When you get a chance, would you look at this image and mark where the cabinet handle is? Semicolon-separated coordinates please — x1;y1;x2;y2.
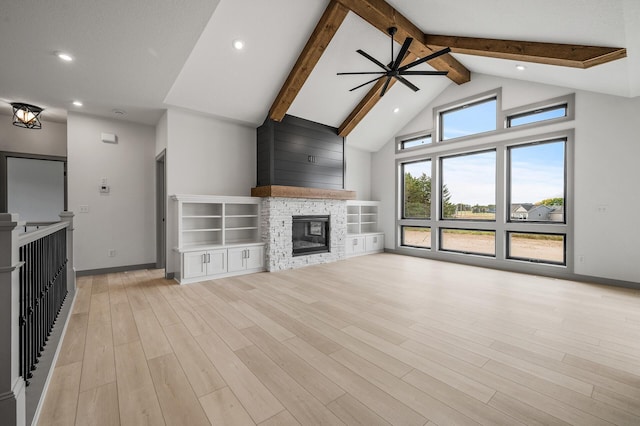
246;249;250;259
207;253;211;263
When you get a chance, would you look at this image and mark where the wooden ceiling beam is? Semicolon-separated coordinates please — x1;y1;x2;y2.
268;1;348;122
335;0;470;85
339;53;417;137
425;34;627;69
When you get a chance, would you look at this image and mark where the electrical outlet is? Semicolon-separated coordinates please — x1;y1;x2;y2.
108;249;116;257
578;255;585;263
79;205;89;213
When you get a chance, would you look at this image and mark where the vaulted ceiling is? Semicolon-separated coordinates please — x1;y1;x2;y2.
1;0;638;152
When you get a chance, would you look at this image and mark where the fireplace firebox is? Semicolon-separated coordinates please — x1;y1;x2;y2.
292;215;330;256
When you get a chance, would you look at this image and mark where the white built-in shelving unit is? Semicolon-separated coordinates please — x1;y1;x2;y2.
173;195;264;284
346;200;385;257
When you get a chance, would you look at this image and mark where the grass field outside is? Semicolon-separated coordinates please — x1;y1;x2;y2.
402;227;564;263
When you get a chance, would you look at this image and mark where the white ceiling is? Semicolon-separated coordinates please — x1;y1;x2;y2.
0;0;220;124
1;0;638;152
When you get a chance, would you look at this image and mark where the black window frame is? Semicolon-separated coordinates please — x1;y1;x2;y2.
439;149;497;221
400;134;432;151
439;228;496;257
506;231;566;266
439;97;498;142
400;226;432;249
507;139;567;224
401;158;432;220
507;104;568;128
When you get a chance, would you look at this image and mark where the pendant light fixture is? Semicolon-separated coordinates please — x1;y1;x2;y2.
11;102;43;129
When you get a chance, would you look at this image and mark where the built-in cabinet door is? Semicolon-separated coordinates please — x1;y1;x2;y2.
245;246;264;270
346;236;365;256
183;251;207;279
227;247;247;273
365;234;384;252
206;249;227;275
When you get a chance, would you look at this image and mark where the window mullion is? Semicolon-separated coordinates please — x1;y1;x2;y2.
495;146;506;260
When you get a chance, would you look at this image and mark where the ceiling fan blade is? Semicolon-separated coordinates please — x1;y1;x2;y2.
349;76;384;92
391;38;413;70
379;76;392;97
357;49;389;71
398;47;452;71
337;71;387;75
399;70;449;76
396;76;420;92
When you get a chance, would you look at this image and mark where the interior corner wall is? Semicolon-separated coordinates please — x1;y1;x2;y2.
345;145;372;200
155;111;168;156
165;109;256;275
67;113;156;272
0;113;67;156
372;73;640;284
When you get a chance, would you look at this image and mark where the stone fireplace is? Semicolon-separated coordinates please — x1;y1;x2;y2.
260;197;347;271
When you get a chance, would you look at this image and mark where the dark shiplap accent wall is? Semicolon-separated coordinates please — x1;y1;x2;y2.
257;115;344;190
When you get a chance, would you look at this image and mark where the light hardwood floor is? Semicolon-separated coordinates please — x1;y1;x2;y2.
37;253;640;425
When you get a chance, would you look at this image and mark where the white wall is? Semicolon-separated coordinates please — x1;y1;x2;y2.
0;113;66;156
574;91;640;282
67;113;156;271
155;111;168;156
372;73;640;283
345;145;371;200
165;109;256;274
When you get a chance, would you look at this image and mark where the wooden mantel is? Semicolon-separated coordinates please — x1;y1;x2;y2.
251;185;356;200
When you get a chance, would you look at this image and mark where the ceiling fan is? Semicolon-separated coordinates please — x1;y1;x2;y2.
338;27;452;97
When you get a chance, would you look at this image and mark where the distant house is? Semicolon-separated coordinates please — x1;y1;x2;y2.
511;203;563;221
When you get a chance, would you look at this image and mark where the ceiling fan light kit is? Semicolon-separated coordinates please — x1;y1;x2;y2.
338;26;450;97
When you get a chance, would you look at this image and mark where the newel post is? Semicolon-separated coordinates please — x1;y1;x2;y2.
59;211;76;293
0;213;26;426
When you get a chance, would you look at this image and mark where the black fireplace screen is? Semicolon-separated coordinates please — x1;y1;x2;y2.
292;215;330;256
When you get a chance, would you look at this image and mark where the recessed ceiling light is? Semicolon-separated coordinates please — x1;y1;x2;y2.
393;107;400;113
57;52;73;62
232;39;245;50
516;64;526;71
72;100;83;107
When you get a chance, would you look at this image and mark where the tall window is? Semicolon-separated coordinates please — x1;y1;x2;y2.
441;151;496;220
509;140;565;223
402;159;431;219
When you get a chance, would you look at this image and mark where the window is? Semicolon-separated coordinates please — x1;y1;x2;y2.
402;159;431;219
396;90;573;274
507;104;567;128
509;140;565;223
440;97;497;141
507;232;565;265
441;229;495;256
401;226;431;249
441;150;496;220
400;134;432;150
